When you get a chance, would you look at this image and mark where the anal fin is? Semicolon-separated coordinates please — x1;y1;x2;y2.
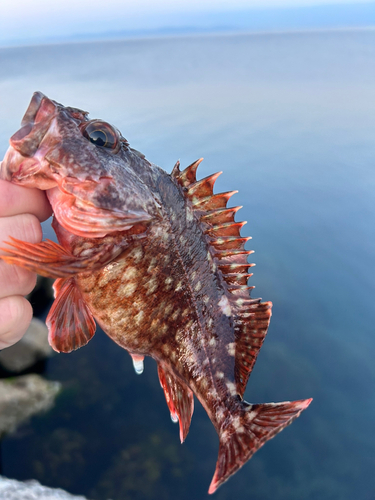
157;363;194;443
47;277;96;353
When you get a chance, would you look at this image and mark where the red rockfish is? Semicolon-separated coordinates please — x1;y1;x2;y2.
0;92;311;493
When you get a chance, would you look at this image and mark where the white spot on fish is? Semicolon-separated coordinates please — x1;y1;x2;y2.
164;303;173;318
165;277;173;290
80;249;93;257
216;371;224;379
134;310;144;325
144;276;158;295
232;416;242;430
130;247;144;263
218;295;232;317
246;409;257;421
122;267;138;281
147;258;157;273
226;381;237;396
175;281;183;292
182;308;190;318
171;308;180;321
216;407;225;423
221;430;230;443
226;342;236;356
209;337;217;347
160;323;169;334
194;281;202;292
200;378;208;389
117;282;137;298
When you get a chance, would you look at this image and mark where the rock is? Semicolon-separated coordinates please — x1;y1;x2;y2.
0;476;89;500
0;374;60;437
0;318;53;373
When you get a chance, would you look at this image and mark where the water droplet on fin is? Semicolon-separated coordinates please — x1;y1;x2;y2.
171;412;178;423
131;354;144;375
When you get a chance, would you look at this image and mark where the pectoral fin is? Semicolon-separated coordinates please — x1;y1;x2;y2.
0;237;117;278
47;277;96;352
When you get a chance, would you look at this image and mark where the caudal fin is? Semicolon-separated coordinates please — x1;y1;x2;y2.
208;398;312;494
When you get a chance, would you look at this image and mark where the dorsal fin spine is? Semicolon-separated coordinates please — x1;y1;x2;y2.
210;236;252;251
176;158;203;186
187;171;222;199
171;160;181;178
207;221;247;238
193;191;238;209
200;206;242;224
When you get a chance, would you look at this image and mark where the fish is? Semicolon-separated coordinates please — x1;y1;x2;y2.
0;92;312;493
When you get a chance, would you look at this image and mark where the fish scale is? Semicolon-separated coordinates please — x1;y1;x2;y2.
0;91;312;494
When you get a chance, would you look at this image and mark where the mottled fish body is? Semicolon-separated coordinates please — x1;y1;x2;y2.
0;92;311;493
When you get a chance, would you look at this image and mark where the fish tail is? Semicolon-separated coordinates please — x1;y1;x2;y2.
208;398;312;494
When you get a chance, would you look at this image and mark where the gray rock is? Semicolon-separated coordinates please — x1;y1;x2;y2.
0;374;60;437
0;476;89;499
0;318;53;372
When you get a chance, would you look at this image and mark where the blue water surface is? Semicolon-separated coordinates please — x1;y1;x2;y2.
0;30;374;500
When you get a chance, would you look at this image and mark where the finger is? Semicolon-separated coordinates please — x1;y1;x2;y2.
0;296;33;349
0;180;52;222
0;213;43;253
0;214;42;300
0;260;37;299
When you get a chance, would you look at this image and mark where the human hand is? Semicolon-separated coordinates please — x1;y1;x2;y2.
0;180;52;349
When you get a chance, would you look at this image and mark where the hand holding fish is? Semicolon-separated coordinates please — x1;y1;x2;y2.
0;179;52;348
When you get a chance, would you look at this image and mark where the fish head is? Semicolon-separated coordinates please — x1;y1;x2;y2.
0;92;159;237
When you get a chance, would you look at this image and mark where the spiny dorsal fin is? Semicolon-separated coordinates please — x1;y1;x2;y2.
171;158;203;186
172;159;272;396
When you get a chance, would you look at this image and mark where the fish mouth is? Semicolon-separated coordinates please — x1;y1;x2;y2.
20;91;46;128
0;92;58;188
10;92;56;157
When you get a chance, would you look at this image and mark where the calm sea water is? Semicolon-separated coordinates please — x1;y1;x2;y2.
0;30;374;500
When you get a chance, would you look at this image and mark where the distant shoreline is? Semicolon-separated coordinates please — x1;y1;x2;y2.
1;25;374;51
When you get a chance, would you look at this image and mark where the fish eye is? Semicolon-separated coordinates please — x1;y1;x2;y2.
82;120;118;149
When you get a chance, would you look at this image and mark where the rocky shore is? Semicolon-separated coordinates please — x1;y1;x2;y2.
0;476;90;500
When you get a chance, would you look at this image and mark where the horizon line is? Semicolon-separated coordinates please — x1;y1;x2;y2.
1;24;374;51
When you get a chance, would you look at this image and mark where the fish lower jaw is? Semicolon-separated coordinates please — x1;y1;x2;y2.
0;146;56;189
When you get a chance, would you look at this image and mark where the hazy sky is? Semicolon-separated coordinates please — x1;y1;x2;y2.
3;0;373;15
1;0;374;46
